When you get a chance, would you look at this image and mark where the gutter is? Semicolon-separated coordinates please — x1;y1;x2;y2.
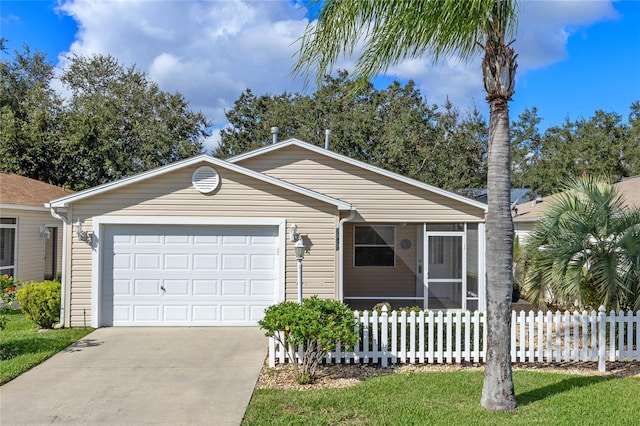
337;207;357;301
48;205;68;328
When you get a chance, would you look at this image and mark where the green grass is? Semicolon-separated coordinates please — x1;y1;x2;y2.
0;309;94;385
243;369;640;425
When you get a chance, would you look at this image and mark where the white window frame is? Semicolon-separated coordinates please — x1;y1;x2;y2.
0;218;18;278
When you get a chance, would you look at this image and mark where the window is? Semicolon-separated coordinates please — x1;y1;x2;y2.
354;225;395;267
0;218;17;277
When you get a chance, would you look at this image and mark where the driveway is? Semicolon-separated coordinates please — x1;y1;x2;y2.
0;327;267;425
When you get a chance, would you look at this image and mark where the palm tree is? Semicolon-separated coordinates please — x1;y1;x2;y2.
295;0;518;411
523;176;640;312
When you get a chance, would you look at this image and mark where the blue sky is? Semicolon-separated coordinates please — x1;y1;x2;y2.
2;0;639;149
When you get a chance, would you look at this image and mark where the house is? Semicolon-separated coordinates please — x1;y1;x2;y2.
513;175;640;244
0;173;73;283
48;139;488;328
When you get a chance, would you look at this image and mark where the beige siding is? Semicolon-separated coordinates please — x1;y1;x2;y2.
514;222;535;245
237;146;485;222
66;163;338;327
1;208;63;283
343;223;418;299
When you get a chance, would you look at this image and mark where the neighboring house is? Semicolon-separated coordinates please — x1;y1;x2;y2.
0;173;73;283
513;175;640;244
48;139;488;328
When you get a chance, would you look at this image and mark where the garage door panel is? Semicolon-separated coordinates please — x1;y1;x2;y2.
103;224;279;326
165;235;190;244
251;254;276;270
193;280;218;295
192;305;217;321
193;254;219;270
133;305;161;321
164;279;189;295
164;254;190;270
164;305;190;321
113;279;131;296
136;235;161;244
134;254;161;269
251;280;277;296
221;279;247;296
221;254;248;271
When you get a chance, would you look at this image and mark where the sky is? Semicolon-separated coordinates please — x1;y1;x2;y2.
2;0;639;152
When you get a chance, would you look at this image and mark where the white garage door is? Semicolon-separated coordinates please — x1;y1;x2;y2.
102;224;279;326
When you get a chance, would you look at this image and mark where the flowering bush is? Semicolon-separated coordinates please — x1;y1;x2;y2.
0;274;18;307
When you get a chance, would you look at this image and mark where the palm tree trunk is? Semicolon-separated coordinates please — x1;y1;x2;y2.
480;27;518;412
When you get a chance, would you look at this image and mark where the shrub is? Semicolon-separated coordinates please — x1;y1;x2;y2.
16;280;61;329
0;274;19;307
259;296;358;384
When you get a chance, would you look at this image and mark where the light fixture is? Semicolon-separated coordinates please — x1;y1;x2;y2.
39;225;51;240
294;238;306;304
290;222;299;242
294;238;305;260
74;220;89;242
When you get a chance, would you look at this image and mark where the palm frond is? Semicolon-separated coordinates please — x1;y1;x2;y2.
294;0;517;87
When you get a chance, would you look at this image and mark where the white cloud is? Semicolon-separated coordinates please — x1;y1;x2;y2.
54;0;619;149
57;0;309;130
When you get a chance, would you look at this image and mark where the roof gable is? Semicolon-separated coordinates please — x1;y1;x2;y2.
229;139;487;212
0;173;74;208
48;154;352;211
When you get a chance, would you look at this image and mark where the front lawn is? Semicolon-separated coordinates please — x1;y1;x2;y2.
0;310;94;385
244;369;640;425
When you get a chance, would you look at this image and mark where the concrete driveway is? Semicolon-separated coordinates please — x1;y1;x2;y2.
0;327;268;425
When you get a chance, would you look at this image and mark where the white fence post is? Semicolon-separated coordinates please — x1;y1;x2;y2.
598;305;607;372
381;306;388;367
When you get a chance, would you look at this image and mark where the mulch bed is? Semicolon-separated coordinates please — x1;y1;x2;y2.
256;360;640;391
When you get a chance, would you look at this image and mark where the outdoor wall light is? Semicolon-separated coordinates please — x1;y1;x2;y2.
74;220;90;243
290;222;300;242
39;225;51;240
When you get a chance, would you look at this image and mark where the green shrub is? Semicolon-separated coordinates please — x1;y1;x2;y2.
259;296;358;384
15;280;61;329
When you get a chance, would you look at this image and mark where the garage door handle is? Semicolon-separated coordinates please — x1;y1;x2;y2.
160;285;166;294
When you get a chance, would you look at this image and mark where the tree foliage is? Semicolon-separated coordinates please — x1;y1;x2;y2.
218;71;487;191
522;176;640;312
1;47;210;190
511;106;640;196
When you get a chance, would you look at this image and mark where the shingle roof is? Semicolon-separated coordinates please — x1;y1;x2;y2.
513;176;640;222
0;173;74;207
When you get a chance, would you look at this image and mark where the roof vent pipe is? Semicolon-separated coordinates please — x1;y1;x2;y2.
325;129;331;150
271;127;279;144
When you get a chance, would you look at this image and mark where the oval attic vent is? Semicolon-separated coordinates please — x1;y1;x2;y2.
192;166;220;194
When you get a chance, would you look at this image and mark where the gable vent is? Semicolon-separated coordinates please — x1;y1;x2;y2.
192;166;220;194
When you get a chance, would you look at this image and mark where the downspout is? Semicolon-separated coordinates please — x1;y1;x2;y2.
337;207;356;301
49;206;68;328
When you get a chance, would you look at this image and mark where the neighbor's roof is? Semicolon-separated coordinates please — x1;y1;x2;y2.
228;138;488;212
48;154;353;211
513;175;640;222
0;172;74;209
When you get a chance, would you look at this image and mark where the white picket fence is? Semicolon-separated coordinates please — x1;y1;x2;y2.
268;306;640;372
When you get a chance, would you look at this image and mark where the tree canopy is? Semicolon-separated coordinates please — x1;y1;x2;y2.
217;71;488;191
1;47;210;190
